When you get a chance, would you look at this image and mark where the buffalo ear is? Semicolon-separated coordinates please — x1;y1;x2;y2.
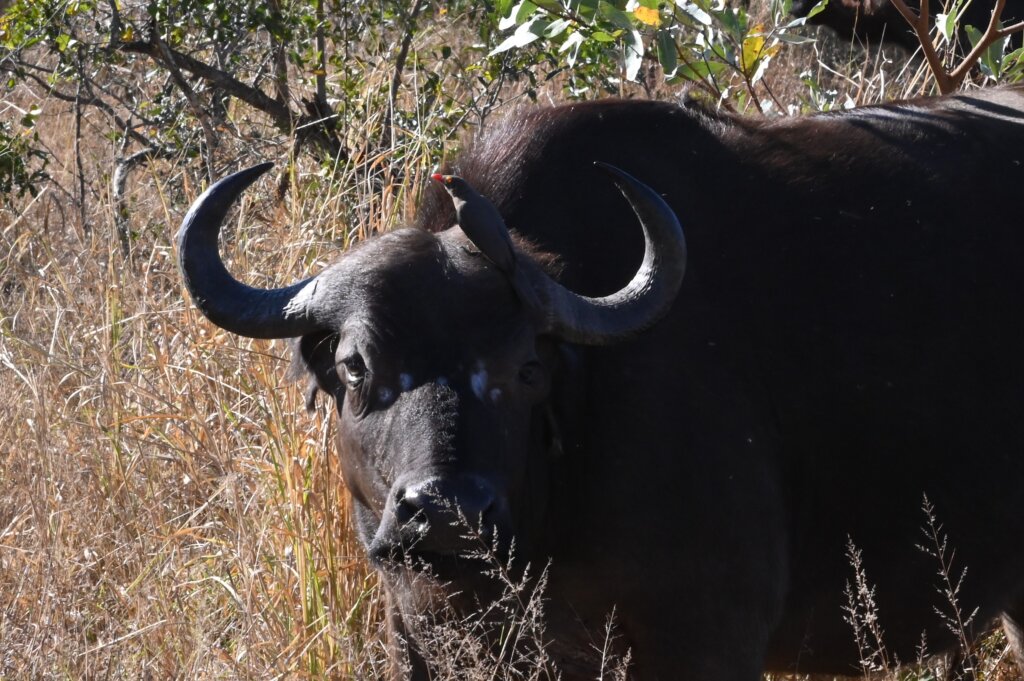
545;342;585;457
288;331;343;412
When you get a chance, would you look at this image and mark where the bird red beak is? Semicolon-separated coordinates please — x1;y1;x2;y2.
431;173;444;182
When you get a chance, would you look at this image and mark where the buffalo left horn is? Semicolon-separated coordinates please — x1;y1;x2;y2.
177;163;327;339
532;162;687;344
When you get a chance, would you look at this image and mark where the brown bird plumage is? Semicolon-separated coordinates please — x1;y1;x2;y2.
432;173;547;318
433;173;518;275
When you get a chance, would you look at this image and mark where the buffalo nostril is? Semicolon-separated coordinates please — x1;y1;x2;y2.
394;488;428;528
391;476;507;555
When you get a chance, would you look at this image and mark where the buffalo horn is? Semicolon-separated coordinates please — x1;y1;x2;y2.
529;162;687;345
177;163;325;339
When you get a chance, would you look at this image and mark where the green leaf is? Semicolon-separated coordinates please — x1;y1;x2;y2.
570;0;602;23
965;23;1007;77
624;27;643;81
495;0;515;16
54;33;74;52
964;24;982;45
498;1;538;31
676;59;712;80
533;0;567;12
656;28;677;75
544;18;571;38
489;16;546;55
999;46;1024;78
775;0;794;18
776;30;816;44
806;0;830;20
674;56;730;83
559;29;585;66
714;7;748;44
676;1;712;26
936;10;957;42
600;3;635;32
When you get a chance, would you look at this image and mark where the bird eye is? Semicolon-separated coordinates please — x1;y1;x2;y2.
340;355;367;387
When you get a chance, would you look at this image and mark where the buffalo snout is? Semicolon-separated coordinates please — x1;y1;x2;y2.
370;473;512;567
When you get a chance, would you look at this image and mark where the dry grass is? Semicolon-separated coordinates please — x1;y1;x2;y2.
0;92;400;676
1;9;1022;679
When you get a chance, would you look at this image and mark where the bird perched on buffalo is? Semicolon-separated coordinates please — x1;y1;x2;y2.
432;173;544;314
432;173;518;275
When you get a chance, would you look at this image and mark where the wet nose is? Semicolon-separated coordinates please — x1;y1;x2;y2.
395;475;503;550
397;476;496;527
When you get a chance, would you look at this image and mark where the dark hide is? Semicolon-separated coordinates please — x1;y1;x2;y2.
288;87;1024;679
790;0;1024;51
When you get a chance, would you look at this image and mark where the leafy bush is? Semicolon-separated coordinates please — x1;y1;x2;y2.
488;0;832;111
0;108;47;200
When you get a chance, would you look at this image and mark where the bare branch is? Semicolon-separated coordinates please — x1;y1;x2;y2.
889;0;921;27
890;0;953;92
118;39;294;132
151;33;219;178
947;0;1021;87
315;0;327;104
267;0;290;106
113;146;176;257
893;0;1024;93
10;62;153;148
386;0;428;150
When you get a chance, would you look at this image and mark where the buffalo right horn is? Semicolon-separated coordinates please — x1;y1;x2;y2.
177;163;327;339
527;162;687;345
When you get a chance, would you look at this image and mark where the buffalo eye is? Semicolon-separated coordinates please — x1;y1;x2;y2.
340;354;368;387
518;360;545;388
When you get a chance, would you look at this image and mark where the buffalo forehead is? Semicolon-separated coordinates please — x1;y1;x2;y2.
347;228;526;358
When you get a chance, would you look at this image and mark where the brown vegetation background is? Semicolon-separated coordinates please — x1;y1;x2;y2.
1;1;1022;678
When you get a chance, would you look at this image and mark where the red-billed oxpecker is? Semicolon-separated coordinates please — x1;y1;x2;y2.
432;171;548;316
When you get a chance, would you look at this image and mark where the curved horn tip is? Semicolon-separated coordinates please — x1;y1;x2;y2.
532;160;686;345
177;162;275;244
592;161;638;185
213;161;275;197
176;160;325;339
591;162;673;209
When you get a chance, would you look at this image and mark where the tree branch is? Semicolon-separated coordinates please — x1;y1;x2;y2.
267;0;291;106
892;0;1024;93
10;62;153;148
947;0;1018;85
113;146;176;257
113;26;342;161
118;39;294;132
150;33;219;178
386;0;428;150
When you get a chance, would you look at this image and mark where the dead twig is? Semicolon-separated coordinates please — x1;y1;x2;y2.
891;0;1024;93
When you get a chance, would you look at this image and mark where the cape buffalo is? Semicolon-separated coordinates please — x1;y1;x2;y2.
178;85;1024;680
790;0;1024;51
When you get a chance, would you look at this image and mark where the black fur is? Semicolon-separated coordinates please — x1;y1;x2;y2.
275;87;1024;679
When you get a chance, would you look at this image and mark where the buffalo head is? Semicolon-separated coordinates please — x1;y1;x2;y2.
177;162;685;580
